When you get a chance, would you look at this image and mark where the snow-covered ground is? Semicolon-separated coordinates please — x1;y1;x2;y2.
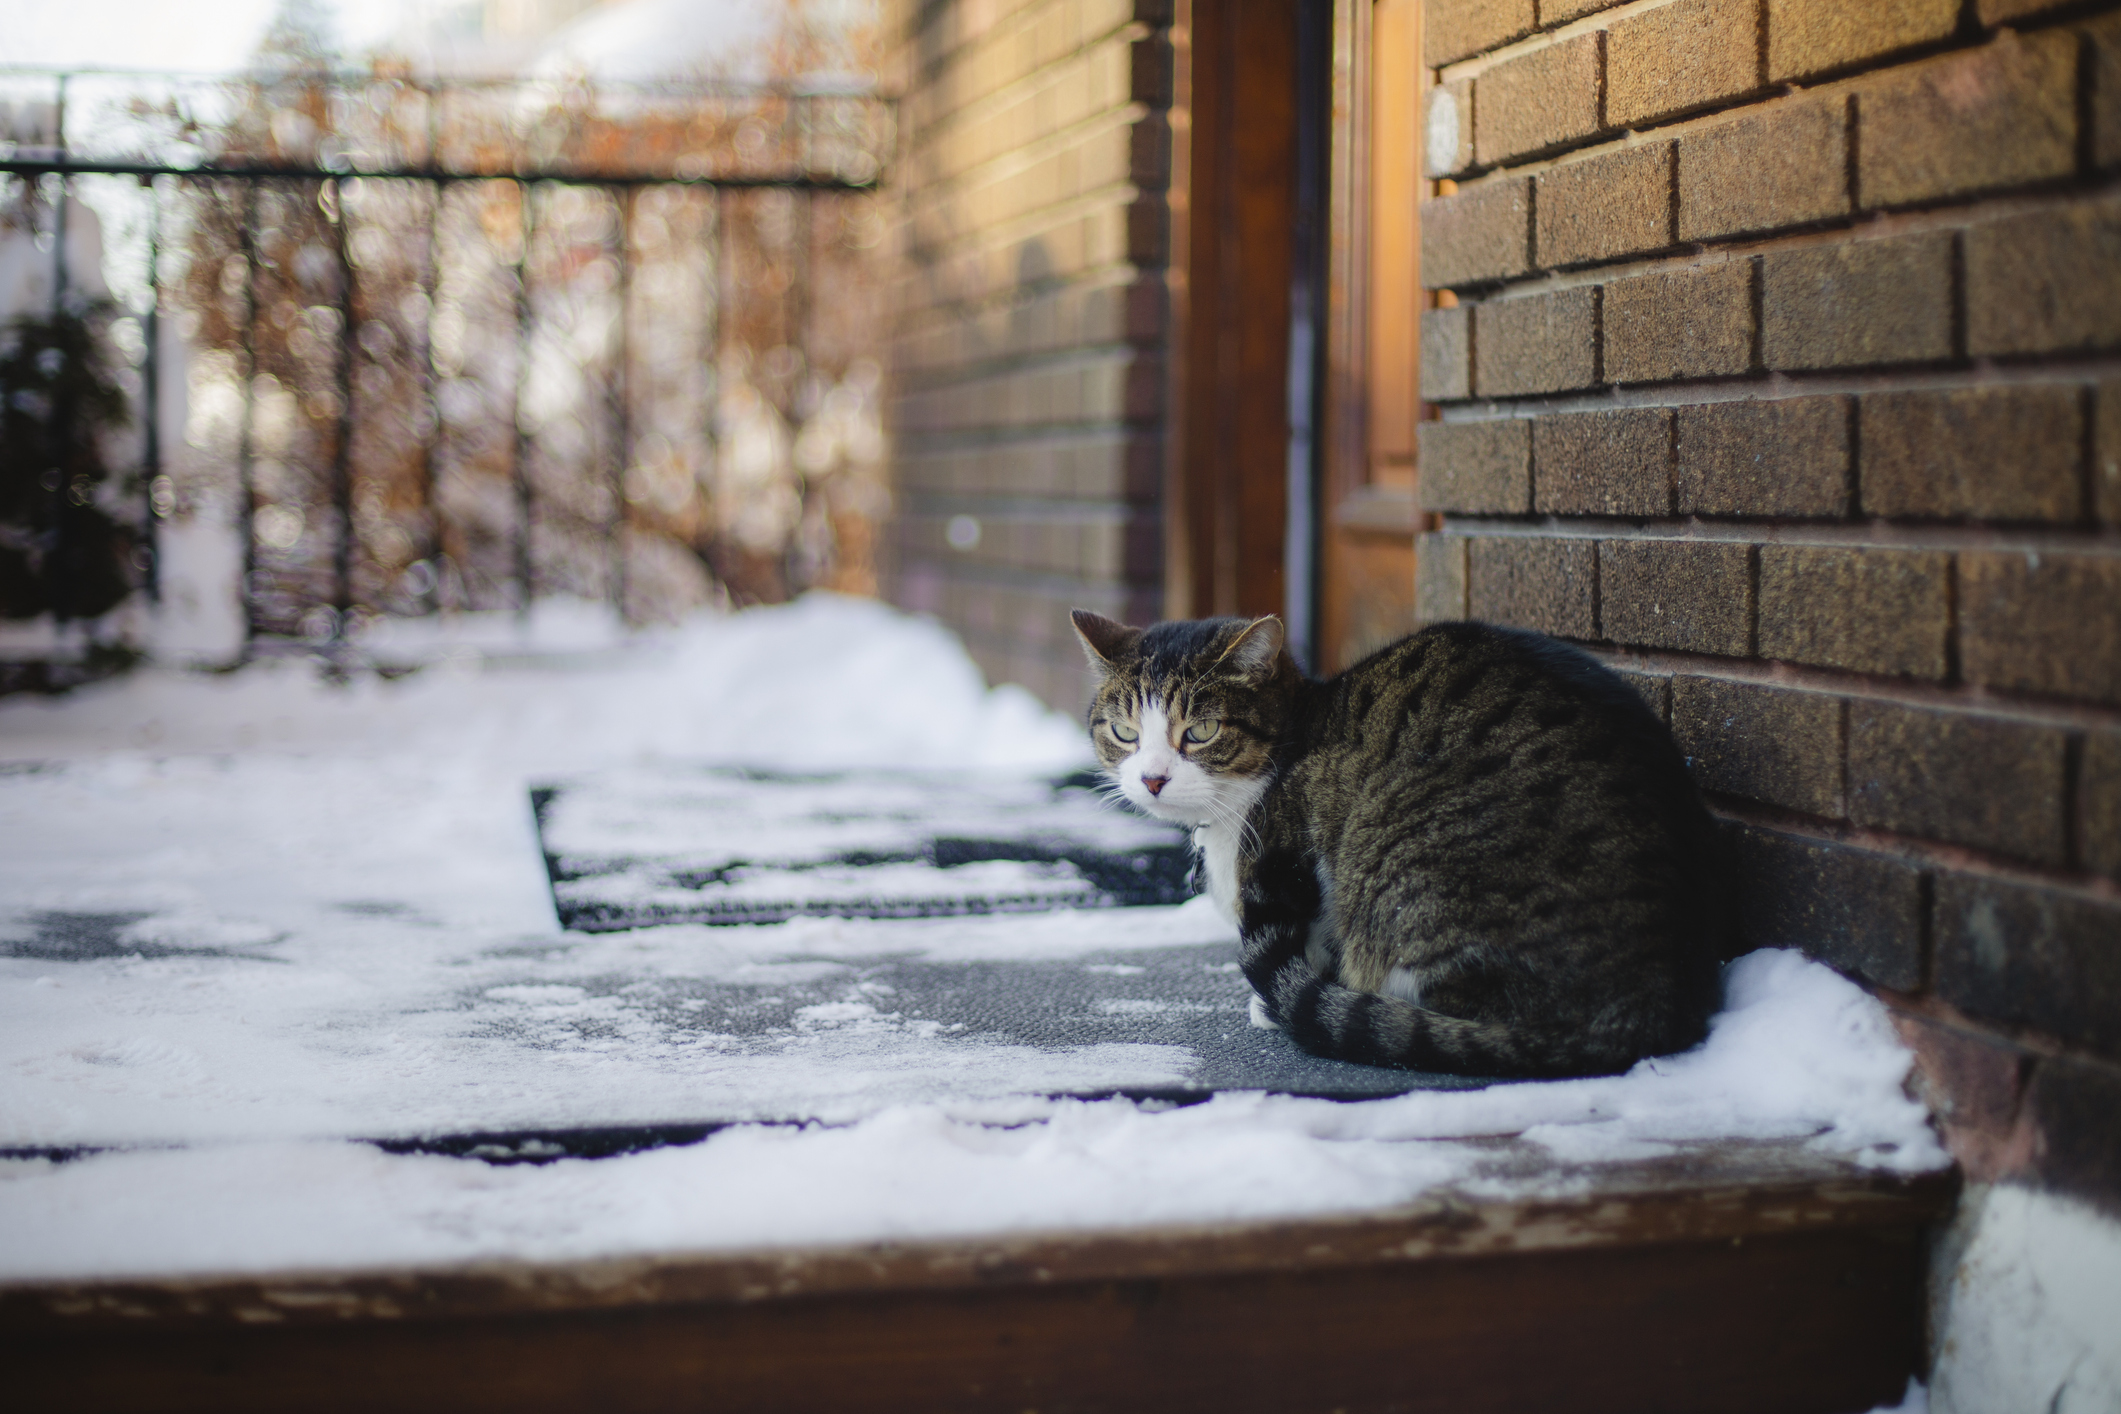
1;595;1944;1321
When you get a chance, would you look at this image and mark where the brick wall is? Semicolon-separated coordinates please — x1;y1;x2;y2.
883;0;1175;710
1414;0;2121;1217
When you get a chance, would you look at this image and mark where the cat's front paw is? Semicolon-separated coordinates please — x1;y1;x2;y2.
1247;991;1281;1031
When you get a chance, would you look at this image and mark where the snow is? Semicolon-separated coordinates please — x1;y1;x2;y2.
0;593;1946;1284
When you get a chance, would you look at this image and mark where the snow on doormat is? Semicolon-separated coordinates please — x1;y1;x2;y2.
533;766;1195;931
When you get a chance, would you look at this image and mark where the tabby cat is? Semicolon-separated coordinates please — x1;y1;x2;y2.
1070;610;1730;1079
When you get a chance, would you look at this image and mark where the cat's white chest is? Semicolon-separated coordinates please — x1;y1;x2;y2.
1194;820;1244;923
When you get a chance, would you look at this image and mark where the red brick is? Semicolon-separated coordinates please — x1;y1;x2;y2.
1726;822;1926;989
1426;79;1476;179
1959;551;2121;703
1757;546;1951;679
1474;287;1601;396
1465;535;1597;639
1855;30;2078;211
1414;533;1469;624
1603;260;1755;384
1935;872;2121;1059
1428;0;1536;66
1419;419;1533;514
1858;386;2087;523
1966;199;2121;358
2023;1054;2121;1220
1761;233;1955;371
1607;0;1762;128
1535;141;1674;269
1599;539;1753;655
1890;1010;2036;1185
1848;701;2071;865
1767;0;1960;84
1676;396;1852;518
1421;305;1472;402
2100;382;2121;525
1532;409;1672;516
1671;676;1844;815
2081;729;2121;882
1475;33;1603;167
1422;177;1533;289
1678;95;1851;242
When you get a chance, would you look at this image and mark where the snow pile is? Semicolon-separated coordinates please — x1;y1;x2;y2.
0;594;1945;1283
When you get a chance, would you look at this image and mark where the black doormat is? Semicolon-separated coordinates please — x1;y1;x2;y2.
534;767;1196;932
520;765;1493;1134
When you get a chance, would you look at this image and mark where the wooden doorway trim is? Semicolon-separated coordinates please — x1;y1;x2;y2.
1317;0;1426;673
1165;0;1332;653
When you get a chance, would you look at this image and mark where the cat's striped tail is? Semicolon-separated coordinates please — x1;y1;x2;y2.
1252;956;1555;1078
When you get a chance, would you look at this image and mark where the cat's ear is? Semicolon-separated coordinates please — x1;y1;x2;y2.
1070;609;1139;673
1215;615;1285;679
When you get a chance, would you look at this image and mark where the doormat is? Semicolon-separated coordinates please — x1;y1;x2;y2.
534;766;1196;932
518;765;1491;1151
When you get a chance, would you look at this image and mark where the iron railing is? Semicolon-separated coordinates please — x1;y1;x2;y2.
0;66;894;654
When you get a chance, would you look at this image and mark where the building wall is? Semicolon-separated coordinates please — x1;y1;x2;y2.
883;0;1175;712
1411;0;2121;1401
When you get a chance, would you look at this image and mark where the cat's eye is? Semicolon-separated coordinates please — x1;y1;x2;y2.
1109;721;1139;744
1183;719;1221;745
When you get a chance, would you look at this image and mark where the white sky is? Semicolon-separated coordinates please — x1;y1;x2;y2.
0;0;409;74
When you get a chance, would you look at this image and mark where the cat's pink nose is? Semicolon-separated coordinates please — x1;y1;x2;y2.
1142;775;1170;796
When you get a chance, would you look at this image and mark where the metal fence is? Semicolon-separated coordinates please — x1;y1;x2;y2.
0;65;894;656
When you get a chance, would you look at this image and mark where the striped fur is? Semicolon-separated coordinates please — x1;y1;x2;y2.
1072;611;1731;1080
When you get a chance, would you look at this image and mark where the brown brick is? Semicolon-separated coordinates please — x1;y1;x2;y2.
2078;729;2121;881
2023;1054;2121;1220
1767;0;1960;83
1959;551;2121;703
2100;382;2121;524
1414;533;1469;624
1761;233;1955;371
1672;676;1843;815
2090;13;2121;171
1532;409;1673;516
1677;396;1852;518
1678;95;1850;242
1758;546;1951;678
1849;702;2071;864
1423;178;1533;289
1727;822;1925;989
1613;667;1672;723
1474;287;1601;396
1419;420;1532;514
1890;1012;2036;1186
1535;142;1674;269
1475;33;1603;167
1421;305;1471;401
1428;0;1535;66
1600;539;1753;655
1936;873;2121;1058
1426;79;1476;179
1466;535;1597;639
1966;199;2121;357
1603;259;1756;384
1978;0;2084;21
1859;386;2086;523
1855;30;2077;212
1542;0;1626;22
1607;0;1761;128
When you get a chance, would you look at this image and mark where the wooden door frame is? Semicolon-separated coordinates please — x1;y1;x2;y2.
1165;0;1422;674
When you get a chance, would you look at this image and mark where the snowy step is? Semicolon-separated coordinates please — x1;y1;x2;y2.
1;1137;1950;1413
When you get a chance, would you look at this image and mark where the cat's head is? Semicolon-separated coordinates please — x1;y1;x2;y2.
1069;610;1296;827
